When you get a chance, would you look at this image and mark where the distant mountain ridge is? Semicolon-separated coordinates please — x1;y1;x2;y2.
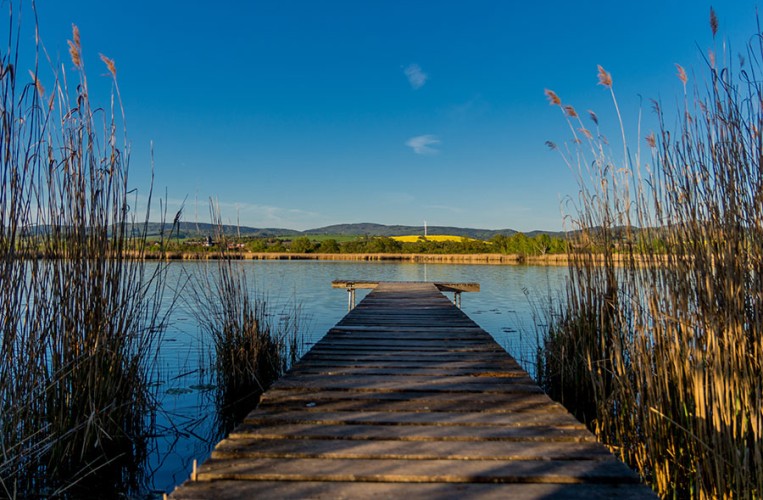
139;222;301;239
303;223;518;240
140;221;565;240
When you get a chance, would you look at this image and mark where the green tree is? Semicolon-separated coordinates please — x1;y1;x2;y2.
318;239;340;253
340;237;369;253
246;238;268;252
533;234;552;255
460;237;491;253
366;237;402;253
549;236;568;254
490;234;510;253
290;236;314;253
267;240;286;252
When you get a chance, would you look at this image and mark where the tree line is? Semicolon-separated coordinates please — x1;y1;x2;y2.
175;233;569;256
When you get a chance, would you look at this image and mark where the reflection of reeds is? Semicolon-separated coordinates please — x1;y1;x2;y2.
539;10;763;498
0;14;170;497
190;205;303;434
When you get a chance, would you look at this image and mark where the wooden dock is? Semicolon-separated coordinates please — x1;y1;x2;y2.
171;282;654;499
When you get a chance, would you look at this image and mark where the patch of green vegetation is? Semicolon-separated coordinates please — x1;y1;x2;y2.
153;232;570;256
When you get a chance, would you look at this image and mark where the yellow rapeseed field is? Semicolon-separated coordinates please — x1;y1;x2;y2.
391;235;480;243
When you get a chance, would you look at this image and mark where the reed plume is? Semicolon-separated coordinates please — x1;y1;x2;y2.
187;201;303;435
596;65;612;88
0;6;173;497
539;8;763;498
545;89;561;106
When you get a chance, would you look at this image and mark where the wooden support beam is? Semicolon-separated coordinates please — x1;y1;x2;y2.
332;280;480;293
333;280;479;310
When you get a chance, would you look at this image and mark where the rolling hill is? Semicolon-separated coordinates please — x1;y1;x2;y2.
32;221;565;240
140;222;565;240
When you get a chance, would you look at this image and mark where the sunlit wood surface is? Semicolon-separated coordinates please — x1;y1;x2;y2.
171;282;654;499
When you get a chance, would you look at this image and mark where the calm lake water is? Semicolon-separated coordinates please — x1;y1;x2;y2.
145;260;569;496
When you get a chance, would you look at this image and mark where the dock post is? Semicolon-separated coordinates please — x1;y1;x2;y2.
332;280;480;311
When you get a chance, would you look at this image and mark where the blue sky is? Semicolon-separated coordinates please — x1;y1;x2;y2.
24;1;761;231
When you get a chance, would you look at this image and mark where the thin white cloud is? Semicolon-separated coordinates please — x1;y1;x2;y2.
404;63;428;89
406;134;440;155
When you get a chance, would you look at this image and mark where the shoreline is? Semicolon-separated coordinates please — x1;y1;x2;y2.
141;251;572;265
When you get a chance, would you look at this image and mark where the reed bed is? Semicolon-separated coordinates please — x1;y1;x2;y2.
188;206;303;433
0;6;171;497
539;10;763;498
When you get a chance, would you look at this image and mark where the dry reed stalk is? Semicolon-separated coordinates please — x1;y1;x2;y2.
186;201;303;435
0;6;174;497
539;9;763;498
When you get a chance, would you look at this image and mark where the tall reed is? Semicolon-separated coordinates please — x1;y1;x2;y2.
189;203;302;432
540;9;763;498
0;5;171;497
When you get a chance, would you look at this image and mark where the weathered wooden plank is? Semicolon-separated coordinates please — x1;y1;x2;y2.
305;343;505;352
270;375;544;393
258;391;563;413
318;335;492;343
171;480;656;500
338;318;470;323
258;400;562;414
287;368;531;378
228;422;596;442
340;309;469;314
211;438;614;461
193;457;640;484
293;355;522;365
298;352;515;363
292;361;524;372
300;349;510;357
243;409;581;427
319;329;492;338
317;334;498;342
320;338;490;345
291;360;526;371
317;337;495;346
274;372;539;386
329;325;486;332
334;322;479;328
275;373;530;384
304;344;505;359
332;280;481;293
